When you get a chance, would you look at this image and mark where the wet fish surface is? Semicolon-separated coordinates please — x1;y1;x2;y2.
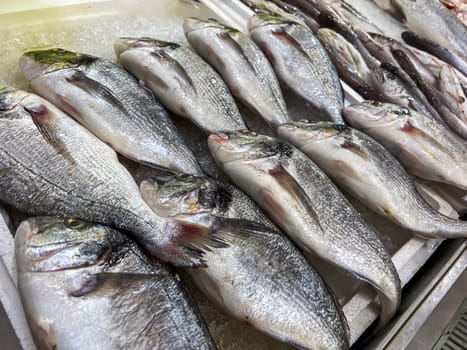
114;37;246;134
0;87;224;267
184;17;291;130
19;48;202;175
344;101;467;190
140;174;350;350
208;130;401;329
248;14;345;124
278;121;467;238
16;217;216;350
372;0;467;63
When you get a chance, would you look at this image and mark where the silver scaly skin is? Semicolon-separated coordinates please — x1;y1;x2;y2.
208;130;401;330
0;87;227;267
278;121;467;238
114;38;246;134
184;18;291;130
15;217;216;350
372;0;467;63
19;48;202;176
344;101;467;190
248;14;345;124
140;174;350;350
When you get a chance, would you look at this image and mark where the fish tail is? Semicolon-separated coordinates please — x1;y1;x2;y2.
420;214;467;239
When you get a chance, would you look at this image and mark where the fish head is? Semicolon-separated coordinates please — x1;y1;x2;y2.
0;86;29;113
114;37;179;58
344;101;411;129
278;120;349;148
248;13;292;32
183;17;233;35
19;48;96;81
209;129;292;165
317;28;369;75
141;174;232;221
15;217;118;273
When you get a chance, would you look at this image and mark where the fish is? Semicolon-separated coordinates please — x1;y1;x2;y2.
0;87;227;267
392;49;467;139
248;14;345;124
371;0;467;64
15;217;216;350
277;121;467;238
344;101;467;190
19;48;202;176
140;174;350;350
316;28;374;98
238;0;320;32
208;130;401;329
316;29;442;122
401;30;467;78
114;37;246;134
184;18;291;130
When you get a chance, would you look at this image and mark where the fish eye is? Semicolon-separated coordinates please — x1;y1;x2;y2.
64;217;87;229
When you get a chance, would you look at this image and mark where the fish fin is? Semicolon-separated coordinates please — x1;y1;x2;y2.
216;31;256;73
64;70;127;113
340;139;371;160
399;120;450;153
334;160;363;182
68;272;169;297
22;102;76;164
150;50;196;90
266;163;323;230
154;217;280;268
271;26;311;60
401;31;467;76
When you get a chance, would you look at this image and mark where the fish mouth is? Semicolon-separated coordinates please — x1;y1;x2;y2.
208;132;252;164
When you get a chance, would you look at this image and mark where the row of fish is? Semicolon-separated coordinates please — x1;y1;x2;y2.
2;2;466;349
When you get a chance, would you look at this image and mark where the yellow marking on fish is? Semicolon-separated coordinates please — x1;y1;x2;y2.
187;198;199;213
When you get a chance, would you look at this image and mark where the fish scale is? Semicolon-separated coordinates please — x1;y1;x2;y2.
19;49;202;176
184;18;290;129
0;88;228;267
141;174;349;349
248;14;344;124
16;217;216;350
208;130;401;331
344;101;467;190
279;121;467;238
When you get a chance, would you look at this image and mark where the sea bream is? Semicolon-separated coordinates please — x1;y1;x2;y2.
278;121;467;238
114;37;246;134
371;0;467;67
16;217;216;350
248;14;345;124
0;87;226;267
140;174;350;350
19;48;202;176
344;101;467;190
184;17;291;130
208;130;401;329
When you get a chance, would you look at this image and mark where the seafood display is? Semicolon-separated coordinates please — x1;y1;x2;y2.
1;0;466;349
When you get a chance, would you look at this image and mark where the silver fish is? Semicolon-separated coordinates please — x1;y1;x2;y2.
0;87;225;267
140;174;350;350
239;0;320;32
19;48;202;176
114;38;246;134
392;49;467;139
278;121;467;238
208;130;401;329
344;101;467;190
372;0;467;63
16;217;216;350
316;29;441;122
248;14;345;124
184;18;291;130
